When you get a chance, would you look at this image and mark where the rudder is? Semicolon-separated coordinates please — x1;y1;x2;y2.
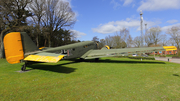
3;32;24;64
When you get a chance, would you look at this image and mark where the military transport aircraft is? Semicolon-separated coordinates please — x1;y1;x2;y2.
3;32;177;71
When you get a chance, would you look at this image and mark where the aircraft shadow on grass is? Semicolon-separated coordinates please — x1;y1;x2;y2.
23;59;165;73
23;61;78;74
78;59;166;64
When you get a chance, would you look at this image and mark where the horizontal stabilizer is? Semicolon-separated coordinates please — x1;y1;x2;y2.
163;46;177;51
24;55;64;63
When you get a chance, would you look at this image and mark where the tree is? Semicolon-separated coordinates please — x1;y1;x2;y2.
166;26;180;49
110;28;130;48
104;35;113;47
126;35;133;47
145;27;162;46
0;0;32;28
133;36;141;47
119;28;131;48
28;0;46;47
159;34;168;46
99;39;105;48
92;36;99;42
42;0;76;47
112;34;121;48
0;19;5;48
0;0;32;58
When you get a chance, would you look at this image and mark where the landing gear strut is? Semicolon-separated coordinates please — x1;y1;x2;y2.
21;62;27;71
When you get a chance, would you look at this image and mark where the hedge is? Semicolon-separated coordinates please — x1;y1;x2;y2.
117;56;155;60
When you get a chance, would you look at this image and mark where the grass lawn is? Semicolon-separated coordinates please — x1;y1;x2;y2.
0;57;180;100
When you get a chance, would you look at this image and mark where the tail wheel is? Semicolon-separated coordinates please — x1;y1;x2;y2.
21;64;26;71
21;62;27;71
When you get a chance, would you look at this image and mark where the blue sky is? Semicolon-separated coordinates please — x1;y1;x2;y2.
67;0;180;41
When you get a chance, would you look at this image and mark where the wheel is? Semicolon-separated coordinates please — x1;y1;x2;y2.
21;64;26;71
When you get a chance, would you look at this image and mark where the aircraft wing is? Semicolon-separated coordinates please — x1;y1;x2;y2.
24;52;64;63
81;46;177;59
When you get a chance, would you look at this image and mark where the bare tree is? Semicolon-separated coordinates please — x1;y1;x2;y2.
99;39;106;48
102;28;130;48
92;36;99;42
112;34;121;48
105;35;113;47
144;32;153;46
133;36;141;47
167;39;175;46
42;0;76;47
159;34;168;46
145;27;162;46
28;0;46;47
126;35;133;47
119;28;131;48
166;26;180;49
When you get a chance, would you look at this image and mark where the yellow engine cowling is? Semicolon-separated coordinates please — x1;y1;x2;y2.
101;45;110;50
3;32;24;64
105;45;110;49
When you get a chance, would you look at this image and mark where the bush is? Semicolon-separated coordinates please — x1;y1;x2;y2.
172;56;180;58
128;56;155;60
116;56;129;58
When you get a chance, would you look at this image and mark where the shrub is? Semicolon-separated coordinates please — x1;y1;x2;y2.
128;56;155;60
172;56;180;58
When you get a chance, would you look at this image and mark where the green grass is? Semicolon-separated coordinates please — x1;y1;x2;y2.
0;57;180;100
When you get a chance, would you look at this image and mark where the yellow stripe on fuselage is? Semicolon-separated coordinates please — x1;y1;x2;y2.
24;55;64;63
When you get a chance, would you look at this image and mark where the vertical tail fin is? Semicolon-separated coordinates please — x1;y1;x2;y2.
20;32;39;53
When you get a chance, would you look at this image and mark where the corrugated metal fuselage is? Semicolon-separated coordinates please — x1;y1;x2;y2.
41;41;98;59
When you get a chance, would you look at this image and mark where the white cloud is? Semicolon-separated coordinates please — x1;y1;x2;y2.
92;18;158;34
111;0;134;9
137;0;180;11
123;0;133;6
111;0;121;9
166;20;178;24
132;4;135;8
70;30;86;38
162;23;180;32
